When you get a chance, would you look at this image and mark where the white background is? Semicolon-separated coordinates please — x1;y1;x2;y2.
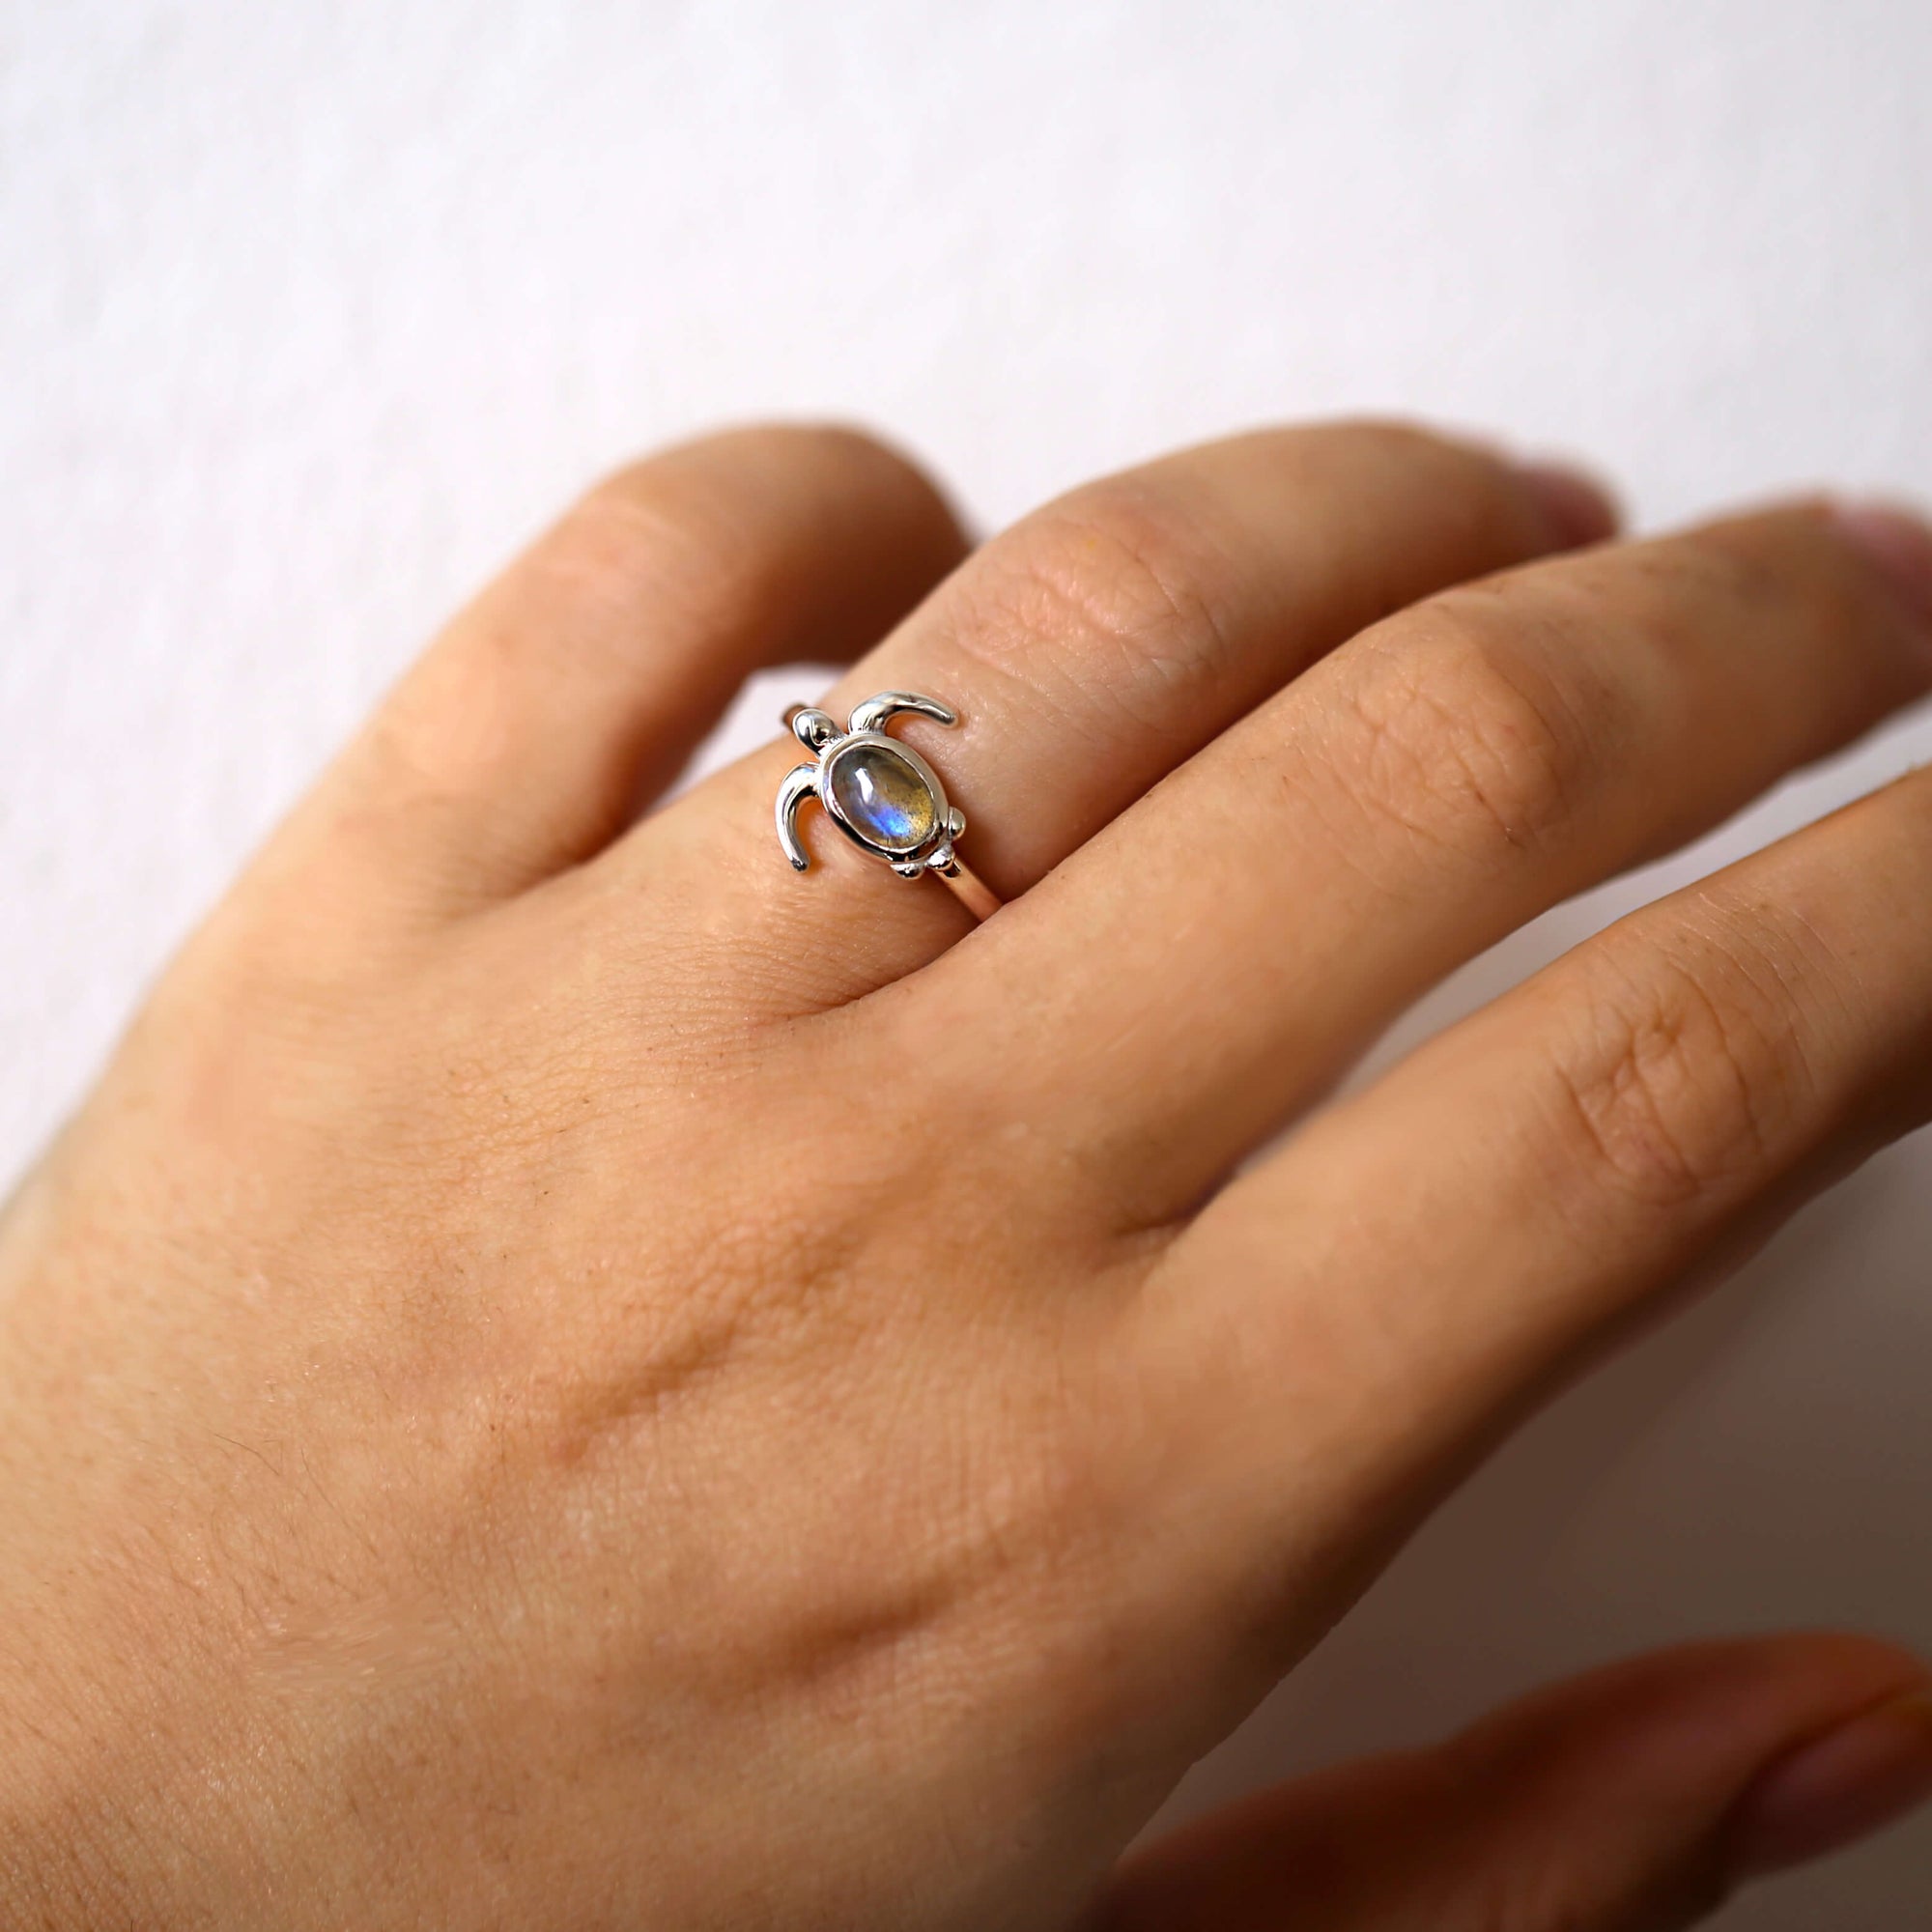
5;2;1930;1920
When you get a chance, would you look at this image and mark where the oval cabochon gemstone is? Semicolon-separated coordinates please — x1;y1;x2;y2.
825;741;937;852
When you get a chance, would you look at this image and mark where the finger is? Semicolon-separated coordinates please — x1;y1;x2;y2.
1094;1637;1932;1931
1158;760;1932;1617
646;422;1615;1004
267;424;967;920
948;501;1932;1222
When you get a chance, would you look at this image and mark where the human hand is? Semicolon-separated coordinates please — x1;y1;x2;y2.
2;422;1930;1929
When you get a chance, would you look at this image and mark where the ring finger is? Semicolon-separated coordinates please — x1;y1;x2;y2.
637;422;1615;1005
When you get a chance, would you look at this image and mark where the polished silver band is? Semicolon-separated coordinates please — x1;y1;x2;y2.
774;692;1001;923
923;850;1000;922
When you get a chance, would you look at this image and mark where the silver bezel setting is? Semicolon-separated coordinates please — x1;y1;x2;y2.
775;692;970;881
818;732;952;863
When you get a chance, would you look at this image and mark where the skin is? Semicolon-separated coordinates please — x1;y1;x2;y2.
1;420;1931;1930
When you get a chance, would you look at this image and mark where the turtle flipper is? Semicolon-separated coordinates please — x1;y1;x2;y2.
848;692;958;735
776;763;821;871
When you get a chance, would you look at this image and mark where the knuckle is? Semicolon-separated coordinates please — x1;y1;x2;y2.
952;482;1237;720
1329;600;1597;860
673;420;945;511
1458;1858;1588;1932
537;479;746;661
1434;1723;1734;1932
562;426;893;614
1635;512;1820;621
556;424;956;648
594;419;912;506
704;418;908;472
1545;905;1825;1207
1458;1855;1726;1932
559;462;750;619
1303;413;1471;472
1561;521;1785;658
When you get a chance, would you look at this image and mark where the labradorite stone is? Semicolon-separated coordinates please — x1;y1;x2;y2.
826;742;937;852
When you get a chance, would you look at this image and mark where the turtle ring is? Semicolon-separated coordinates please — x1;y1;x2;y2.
774;692;1001;922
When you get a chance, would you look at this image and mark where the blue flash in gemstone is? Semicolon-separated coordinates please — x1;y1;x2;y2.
825;742;937;853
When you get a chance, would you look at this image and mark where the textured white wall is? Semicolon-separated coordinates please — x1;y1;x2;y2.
5;1;1930;1918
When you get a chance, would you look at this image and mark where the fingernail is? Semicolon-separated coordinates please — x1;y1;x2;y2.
1834;500;1932;631
1728;1690;1932;1879
1517;459;1622;548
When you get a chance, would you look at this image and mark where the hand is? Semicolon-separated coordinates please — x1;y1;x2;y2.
3;422;1930;1931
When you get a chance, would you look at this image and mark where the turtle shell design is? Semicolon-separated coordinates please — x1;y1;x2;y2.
775;692;966;878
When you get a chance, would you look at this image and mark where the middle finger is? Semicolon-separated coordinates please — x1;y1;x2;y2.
932;503;1932;1220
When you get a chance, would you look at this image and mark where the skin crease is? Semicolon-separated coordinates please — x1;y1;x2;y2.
2;422;1932;1931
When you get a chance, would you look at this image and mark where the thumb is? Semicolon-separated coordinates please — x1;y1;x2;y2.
1095;1635;1932;1931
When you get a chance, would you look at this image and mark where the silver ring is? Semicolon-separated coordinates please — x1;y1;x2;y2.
775;692;1001;922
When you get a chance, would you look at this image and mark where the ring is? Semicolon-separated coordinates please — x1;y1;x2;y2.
775;692;1001;922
